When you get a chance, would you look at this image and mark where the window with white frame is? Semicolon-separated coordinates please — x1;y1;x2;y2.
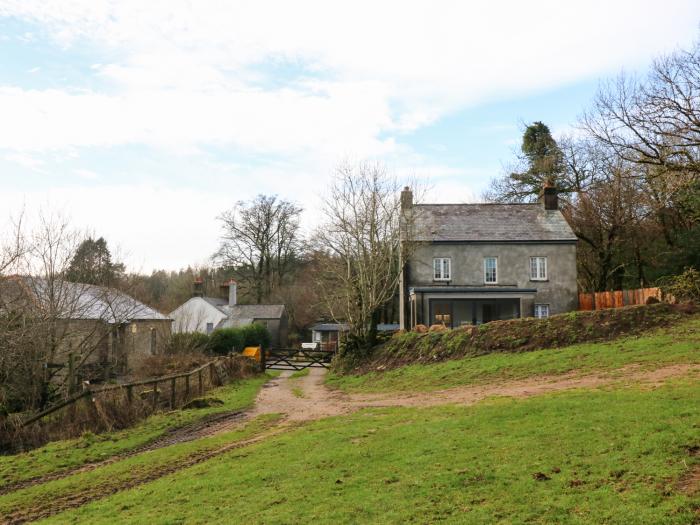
433;257;451;281
534;304;550;318
484;257;497;283
530;256;547;280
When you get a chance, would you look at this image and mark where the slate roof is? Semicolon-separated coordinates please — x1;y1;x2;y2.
229;304;286;320
201;297;229;311
410;203;577;242
13;277;170;323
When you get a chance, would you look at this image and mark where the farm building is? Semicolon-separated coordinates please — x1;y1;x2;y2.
169;280;288;348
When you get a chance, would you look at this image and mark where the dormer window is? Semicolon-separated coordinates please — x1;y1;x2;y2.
433;257;451;281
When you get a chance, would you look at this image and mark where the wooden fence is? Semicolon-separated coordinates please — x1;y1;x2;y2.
578;287;663;311
18;354;250;429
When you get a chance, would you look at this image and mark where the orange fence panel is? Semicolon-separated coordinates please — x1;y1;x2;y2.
578;287;663;311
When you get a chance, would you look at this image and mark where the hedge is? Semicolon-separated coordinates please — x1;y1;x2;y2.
207;324;271;355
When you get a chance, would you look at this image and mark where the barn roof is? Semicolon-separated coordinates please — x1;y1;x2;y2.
10;277;170;323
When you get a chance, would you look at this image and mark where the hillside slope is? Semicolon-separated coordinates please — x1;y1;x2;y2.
328;313;700;394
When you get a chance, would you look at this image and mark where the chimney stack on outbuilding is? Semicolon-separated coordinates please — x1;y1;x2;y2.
193;277;204;297
541;183;558;210
227;279;237;306
401;186;413;210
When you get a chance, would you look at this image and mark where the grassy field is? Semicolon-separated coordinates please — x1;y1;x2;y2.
3;321;699;524
327;317;700;393
42;380;699;524
0;414;281;521
0;374;271;489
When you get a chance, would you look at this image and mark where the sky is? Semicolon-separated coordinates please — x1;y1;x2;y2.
0;1;699;272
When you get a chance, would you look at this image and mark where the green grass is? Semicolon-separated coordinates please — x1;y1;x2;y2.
291;386;305;398
44;380;699;524
0;374;272;489
0;414;282;520
289;368;311;379
327;317;700;393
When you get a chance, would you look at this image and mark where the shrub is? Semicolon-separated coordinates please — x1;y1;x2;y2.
239;323;271;349
165;332;210;354
208;328;244;355
207;324;271;355
659;267;700;303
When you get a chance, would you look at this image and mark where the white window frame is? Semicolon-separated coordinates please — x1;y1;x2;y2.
530;256;548;281
484;257;498;284
534;304;550;319
433;257;451;281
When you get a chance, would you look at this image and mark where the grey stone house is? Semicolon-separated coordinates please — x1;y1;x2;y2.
399;186;578;329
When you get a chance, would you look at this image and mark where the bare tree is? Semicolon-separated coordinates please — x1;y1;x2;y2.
316;162;412;351
215;195;303;303
582;40;700;179
1;214;146;411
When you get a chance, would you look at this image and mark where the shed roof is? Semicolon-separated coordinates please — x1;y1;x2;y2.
311;323;350;332
410;203;577;242
229;304;286;320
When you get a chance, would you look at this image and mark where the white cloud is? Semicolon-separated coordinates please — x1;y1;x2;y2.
0;0;697;156
1;0;698;270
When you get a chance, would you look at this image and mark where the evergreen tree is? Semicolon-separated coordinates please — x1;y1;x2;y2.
66;237;124;286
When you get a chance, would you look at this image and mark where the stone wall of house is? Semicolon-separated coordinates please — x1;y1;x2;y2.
253;315;288;348
122;319;173;369
405;241;578;323
52;319;171;380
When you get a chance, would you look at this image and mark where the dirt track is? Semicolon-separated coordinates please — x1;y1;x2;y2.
3;363;698;524
252;363;700;420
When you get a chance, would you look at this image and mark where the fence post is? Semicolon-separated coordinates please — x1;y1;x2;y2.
209;362;215;386
185;374;190;400
126;385;133;404
67;352;75;394
170;377;176;409
153;380;159;410
198;369;203;395
260;347;266;372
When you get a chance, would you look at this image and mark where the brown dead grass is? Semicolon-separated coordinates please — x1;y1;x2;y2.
336;303;697;375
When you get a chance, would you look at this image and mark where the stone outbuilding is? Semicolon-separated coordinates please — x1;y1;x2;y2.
1;276;172;379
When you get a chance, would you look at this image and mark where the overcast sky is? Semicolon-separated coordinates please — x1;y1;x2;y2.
1;1;699;272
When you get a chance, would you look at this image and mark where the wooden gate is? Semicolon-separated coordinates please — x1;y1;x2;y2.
262;348;335;371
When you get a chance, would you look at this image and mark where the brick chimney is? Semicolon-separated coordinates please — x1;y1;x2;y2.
401;186;413;210
227;279;237;306
541;183;558;210
193;277;204;297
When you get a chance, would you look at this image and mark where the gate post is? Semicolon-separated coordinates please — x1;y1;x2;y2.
260;347;266;372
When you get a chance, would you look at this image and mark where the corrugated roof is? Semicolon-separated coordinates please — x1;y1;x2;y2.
410;203;577;242
311;323;350;332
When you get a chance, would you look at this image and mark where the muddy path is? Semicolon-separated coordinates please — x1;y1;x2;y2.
2;363;697;524
0;408;251;498
251;363;700;419
3;423;289;525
